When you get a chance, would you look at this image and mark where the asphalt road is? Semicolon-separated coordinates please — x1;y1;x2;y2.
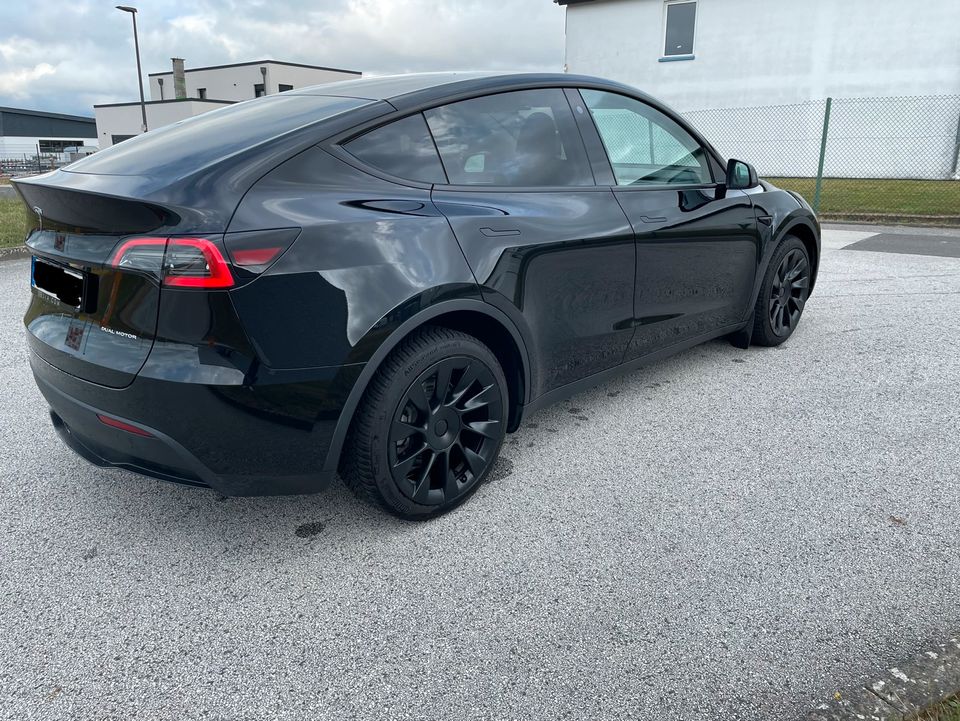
1;226;958;721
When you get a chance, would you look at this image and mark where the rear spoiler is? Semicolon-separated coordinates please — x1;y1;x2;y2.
12;179;176;235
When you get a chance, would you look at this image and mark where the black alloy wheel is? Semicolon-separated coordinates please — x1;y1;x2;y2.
342;327;507;519
389;356;503;506
752;236;812;346
769;247;810;337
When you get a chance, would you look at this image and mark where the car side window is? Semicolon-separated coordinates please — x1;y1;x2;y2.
580;89;711;186
424;89;593;187
343;113;447;184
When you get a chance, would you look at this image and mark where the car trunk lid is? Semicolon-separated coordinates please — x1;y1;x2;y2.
17;182;175;389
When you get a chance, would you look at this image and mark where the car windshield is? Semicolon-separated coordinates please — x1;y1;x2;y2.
68;94;371;177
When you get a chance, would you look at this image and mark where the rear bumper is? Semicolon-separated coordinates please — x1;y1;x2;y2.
48;407;214;489
30;351;361;496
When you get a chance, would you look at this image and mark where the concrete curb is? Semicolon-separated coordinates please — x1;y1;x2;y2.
0;245;29;262
819;213;960;227
804;637;960;720
822;222;960;238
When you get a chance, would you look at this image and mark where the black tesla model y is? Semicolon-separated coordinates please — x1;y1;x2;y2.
15;73;820;518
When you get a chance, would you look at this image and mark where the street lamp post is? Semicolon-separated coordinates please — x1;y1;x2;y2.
116;5;148;133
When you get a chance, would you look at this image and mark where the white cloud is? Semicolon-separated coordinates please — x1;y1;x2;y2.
0;61;56;98
0;0;566;115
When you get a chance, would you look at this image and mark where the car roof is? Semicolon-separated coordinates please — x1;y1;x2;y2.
287;72;503;101
287;71;646;109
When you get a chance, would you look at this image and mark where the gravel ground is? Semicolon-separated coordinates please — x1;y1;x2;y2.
0;227;958;721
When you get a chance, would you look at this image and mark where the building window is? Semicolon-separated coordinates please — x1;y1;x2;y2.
197;87;207;100
254;83;266;98
111;135;135;145
278;84;293;92
663;1;696;58
38;140;85;153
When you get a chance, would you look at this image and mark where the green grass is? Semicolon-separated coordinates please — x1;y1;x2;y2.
768;177;960;222
917;696;960;721
0;197;28;248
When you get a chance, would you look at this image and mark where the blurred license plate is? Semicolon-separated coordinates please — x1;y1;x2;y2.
31;257;86;309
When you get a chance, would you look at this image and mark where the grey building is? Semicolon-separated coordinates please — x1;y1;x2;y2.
0;107;98;158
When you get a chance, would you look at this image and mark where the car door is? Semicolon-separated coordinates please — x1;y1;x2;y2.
576;88;761;360
427;88;636;399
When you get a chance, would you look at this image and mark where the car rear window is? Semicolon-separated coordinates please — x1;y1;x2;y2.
68;95;371;177
343;113;447;184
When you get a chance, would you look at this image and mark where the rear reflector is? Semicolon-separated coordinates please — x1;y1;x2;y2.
97;414;154;437
109;237;234;289
223;228;299;274
231;247;283;266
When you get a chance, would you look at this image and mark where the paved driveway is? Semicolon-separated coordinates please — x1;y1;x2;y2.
1;226;958;721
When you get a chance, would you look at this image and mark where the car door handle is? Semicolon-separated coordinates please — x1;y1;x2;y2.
639;215;667;223
479;227;521;237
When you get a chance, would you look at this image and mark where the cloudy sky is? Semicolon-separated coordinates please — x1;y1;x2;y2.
0;0;567;117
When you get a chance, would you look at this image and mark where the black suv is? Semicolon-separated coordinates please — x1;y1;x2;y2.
15;73;820;518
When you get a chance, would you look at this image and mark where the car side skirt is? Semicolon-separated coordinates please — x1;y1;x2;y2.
518;322;746;420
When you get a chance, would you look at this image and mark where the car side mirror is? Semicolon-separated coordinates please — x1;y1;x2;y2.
725;158;759;190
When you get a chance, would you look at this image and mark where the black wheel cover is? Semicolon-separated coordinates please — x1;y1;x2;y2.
769;247;811;337
388;356;503;506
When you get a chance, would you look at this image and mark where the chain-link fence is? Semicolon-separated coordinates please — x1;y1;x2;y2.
0;141;95;177
683;95;960;224
0;152;64;176
3;96;959;223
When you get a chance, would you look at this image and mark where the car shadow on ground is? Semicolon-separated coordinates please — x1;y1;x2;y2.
48;331;776;553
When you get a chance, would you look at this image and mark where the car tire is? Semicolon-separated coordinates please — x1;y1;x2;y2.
751;235;812;347
342;326;508;520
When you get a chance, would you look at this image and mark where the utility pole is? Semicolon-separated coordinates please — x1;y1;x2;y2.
813;97;832;213
116;6;148;133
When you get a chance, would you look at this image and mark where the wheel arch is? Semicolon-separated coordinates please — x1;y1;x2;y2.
325;299;531;475
781;218;820;291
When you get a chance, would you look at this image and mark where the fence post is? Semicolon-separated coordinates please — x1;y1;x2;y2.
813;97;832;213
951;110;960;180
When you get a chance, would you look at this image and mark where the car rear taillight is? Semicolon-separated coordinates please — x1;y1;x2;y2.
109;237;167;275
161;238;234;288
109;237;235;289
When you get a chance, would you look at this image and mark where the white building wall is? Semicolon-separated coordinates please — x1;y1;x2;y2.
93;100;233;148
564;0;960;179
96;62;360;151
261;64;360;94
564;0;960;111
148;62;360;102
